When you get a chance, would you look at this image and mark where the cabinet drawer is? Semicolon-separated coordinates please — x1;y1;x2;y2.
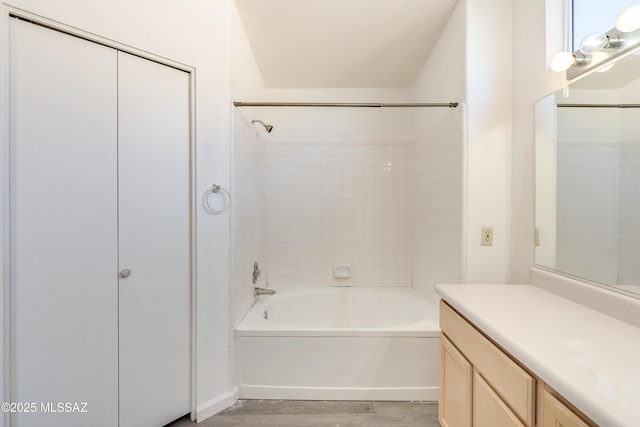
440;301;535;427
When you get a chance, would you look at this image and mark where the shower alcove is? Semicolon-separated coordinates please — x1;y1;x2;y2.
230;103;466;400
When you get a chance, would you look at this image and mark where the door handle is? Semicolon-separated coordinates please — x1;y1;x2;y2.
119;269;131;278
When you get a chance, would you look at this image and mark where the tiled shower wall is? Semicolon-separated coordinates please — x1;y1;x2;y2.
554;105;640;288
618;140;640;286
233;109;466;298
556;142;620;285
619;89;640;287
556;107;620;285
231;114;267;323
412;108;465;301
265;143;413;287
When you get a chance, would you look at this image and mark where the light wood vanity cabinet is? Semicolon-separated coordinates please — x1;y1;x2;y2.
439;335;472;427
539;385;590;427
439;301;595;427
473;370;525;427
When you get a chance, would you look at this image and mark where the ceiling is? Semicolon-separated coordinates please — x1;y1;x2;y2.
235;0;458;89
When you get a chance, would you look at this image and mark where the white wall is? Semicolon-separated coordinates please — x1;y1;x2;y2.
231;7;417;107
511;0;566;283
464;0;513;283
412;1;466;104
1;0;234;420
232;1;267;102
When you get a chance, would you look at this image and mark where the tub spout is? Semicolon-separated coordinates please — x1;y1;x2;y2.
255;287;276;297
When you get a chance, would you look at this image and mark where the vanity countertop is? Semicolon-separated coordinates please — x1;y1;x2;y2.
435;283;640;427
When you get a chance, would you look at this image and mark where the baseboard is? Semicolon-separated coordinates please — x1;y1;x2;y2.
196;389;237;422
238;385;438;402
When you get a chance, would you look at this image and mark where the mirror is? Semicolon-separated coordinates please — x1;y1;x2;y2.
535;48;640;297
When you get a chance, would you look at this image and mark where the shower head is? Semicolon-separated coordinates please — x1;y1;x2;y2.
251;119;274;133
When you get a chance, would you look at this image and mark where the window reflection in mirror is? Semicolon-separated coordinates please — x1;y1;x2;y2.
535;48;640;297
572;0;638;49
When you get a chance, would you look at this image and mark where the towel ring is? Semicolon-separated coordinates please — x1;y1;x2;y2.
204;183;231;214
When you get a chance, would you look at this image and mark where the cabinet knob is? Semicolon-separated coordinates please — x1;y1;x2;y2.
119;269;131;278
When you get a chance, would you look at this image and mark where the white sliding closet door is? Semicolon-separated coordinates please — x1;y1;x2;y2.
117;52;191;427
10;18;119;427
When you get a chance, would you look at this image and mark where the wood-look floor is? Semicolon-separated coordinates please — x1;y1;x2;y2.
168;400;439;427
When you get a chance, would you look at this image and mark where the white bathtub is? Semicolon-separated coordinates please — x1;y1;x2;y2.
235;287;440;401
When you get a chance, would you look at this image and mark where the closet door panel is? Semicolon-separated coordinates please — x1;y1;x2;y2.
117;51;191;427
10;18;118;427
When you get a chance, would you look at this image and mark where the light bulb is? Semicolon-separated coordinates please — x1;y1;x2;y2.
580;33;609;54
550;51;575;72
617;5;640;32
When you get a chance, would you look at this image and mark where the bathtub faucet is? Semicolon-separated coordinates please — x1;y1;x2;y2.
255;287;276;297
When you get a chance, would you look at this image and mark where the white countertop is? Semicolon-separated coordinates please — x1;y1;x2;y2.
435;284;640;427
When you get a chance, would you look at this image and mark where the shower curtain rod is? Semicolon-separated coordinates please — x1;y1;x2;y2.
233;101;459;108
557;103;640;108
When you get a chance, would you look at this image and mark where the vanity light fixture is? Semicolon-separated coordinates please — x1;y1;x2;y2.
550;32;624;73
580;32;623;54
594;52;616;72
549;22;640;78
549;51;589;73
616;4;640;33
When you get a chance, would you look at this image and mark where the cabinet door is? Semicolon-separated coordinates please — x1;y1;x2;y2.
440;335;472;427
542;388;590;427
440;301;535;426
117;51;191;427
473;370;525;427
10;18;118;427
